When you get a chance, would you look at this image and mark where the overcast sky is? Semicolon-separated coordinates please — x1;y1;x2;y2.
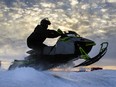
0;0;116;67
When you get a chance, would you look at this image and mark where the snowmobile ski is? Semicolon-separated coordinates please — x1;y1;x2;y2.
74;42;108;67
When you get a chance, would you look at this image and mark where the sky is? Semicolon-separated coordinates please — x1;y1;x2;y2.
0;0;116;69
108;0;116;2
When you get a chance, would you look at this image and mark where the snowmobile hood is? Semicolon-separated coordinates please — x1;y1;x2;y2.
81;38;96;46
75;37;96;46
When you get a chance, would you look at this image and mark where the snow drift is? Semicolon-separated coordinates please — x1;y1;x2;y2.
0;68;116;87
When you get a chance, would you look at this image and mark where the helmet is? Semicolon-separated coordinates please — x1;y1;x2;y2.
40;18;51;25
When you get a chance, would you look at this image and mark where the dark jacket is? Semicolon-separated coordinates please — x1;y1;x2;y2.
27;25;60;49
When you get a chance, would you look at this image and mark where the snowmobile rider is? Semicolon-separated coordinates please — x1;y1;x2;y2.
27;18;61;51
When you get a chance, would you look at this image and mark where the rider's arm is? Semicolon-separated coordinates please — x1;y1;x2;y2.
47;30;60;38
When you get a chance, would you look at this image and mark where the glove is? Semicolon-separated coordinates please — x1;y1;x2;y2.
57;29;63;35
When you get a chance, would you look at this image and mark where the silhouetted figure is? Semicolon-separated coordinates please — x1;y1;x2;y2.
27;18;60;52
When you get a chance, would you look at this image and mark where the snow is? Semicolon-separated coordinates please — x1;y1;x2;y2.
0;68;116;87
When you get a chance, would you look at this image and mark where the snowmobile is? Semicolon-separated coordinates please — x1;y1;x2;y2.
9;30;108;70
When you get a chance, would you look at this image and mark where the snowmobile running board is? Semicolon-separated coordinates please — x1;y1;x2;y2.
74;42;108;67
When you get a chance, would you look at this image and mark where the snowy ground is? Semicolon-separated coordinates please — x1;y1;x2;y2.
0;68;116;87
